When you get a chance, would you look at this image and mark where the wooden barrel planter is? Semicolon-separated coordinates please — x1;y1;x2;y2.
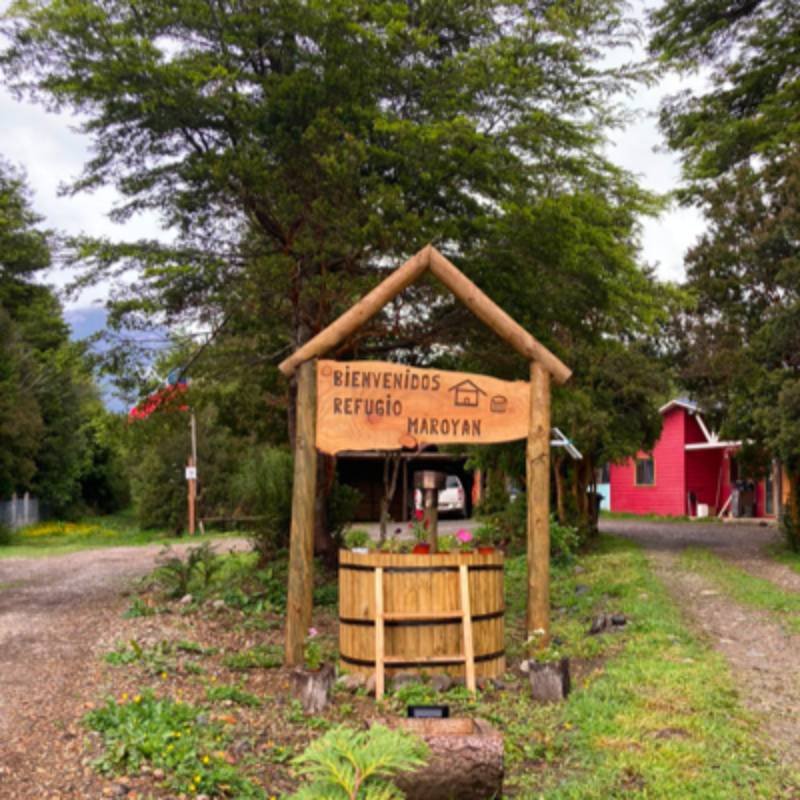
339;550;505;680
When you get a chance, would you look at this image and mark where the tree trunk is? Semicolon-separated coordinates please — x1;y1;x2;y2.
786;469;800;551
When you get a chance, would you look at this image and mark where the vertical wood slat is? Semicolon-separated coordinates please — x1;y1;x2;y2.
459;565;476;693
527;361;551;642
375;567;385;700
285;360;319;666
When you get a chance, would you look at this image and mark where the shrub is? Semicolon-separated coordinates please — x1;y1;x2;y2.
327;481;362;544
288;724;428;800
343;528;370;549
780;510;800;553
479;495;581;562
0;522;12;546
233;446;294;564
154;543;221;599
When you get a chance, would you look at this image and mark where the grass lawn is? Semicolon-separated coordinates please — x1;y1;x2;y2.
78;535;798;799
0;512;242;559
770;544;800;576
681;547;800;634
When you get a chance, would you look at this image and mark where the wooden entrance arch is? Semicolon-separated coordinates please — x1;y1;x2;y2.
279;244;571;666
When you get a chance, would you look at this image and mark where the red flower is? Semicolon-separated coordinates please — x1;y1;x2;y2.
414;509;424;521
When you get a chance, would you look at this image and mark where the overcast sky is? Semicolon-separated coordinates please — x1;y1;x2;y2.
0;1;706;316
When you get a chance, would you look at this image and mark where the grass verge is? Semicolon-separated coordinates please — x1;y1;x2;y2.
0;512;242;559
680;547;800;634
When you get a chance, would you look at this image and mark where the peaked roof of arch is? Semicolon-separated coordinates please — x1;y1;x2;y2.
278;244;571;384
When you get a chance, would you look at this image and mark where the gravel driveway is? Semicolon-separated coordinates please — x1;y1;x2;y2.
601;517;800;769
0;538;247;797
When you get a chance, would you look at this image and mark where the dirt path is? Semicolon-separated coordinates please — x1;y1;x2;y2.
602;519;800;769
0;539;246;797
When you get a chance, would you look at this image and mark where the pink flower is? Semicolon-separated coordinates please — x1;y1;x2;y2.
456;529;473;544
308;627;318;638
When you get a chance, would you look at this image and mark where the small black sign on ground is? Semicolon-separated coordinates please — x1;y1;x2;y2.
407;705;449;719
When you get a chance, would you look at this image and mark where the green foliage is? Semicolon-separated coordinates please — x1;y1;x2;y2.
205;683;263;708
343;528;370;550
234;446;293;563
85;690;264;798
781;511;800;554
222;644;283;671
326;481;363;545
104;639;177;675
650;0;800;509
480;498;580;562
288;724;428;800
154;543;221;600
549;517;582;565
304;638;323;671
0;522;11;546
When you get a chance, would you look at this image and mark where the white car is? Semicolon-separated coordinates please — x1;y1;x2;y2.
414;475;468;517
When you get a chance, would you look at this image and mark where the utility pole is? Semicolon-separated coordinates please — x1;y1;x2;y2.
187;411;198;535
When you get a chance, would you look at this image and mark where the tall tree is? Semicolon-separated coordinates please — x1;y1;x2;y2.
0;159;105;514
650;0;800;543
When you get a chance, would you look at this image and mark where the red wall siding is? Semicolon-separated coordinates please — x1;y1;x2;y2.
685;448;725;513
610;408;687;516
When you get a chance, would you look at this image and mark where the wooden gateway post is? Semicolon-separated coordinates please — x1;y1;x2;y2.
280;245;571;667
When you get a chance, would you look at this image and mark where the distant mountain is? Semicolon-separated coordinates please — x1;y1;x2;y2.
65;305;164;413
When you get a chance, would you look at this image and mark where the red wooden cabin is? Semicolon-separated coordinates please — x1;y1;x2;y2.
609;399;778;519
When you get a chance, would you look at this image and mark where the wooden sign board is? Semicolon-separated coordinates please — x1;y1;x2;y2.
316;360;529;454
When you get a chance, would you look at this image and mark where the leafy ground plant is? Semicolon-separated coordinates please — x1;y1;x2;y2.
287;724;428;800
155;542;221;599
222;643;283;670
85;690;264;798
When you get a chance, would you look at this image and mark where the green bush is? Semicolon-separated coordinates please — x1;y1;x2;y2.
154;543;221;599
479;495;581;562
0;522;12;546
233;446;294;564
288;724;428;800
327;480;362;545
780;510;800;553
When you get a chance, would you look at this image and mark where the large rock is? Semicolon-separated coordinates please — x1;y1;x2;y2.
379;717;503;800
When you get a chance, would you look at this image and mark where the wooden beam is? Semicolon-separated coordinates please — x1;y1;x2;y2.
375;567;385;700
527;361;551;642
459;564;476;693
278;247;432;376
428;248;571;385
285;360;319;666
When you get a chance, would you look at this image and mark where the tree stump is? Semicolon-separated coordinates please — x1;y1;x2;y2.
528;657;570;703
290;664;335;714
377;718;503;800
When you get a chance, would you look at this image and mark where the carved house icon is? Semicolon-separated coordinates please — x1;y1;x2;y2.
448;379;487;408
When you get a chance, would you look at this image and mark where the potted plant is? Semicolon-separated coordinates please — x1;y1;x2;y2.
409;509;431;554
475;524;497;554
437;534;456;553
456;528;474;553
344;528;371;553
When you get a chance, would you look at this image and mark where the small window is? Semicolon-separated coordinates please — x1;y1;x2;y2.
635;457;655;486
445;476;460;488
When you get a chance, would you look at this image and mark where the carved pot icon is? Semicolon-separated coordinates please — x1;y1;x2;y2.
490;395;508;413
